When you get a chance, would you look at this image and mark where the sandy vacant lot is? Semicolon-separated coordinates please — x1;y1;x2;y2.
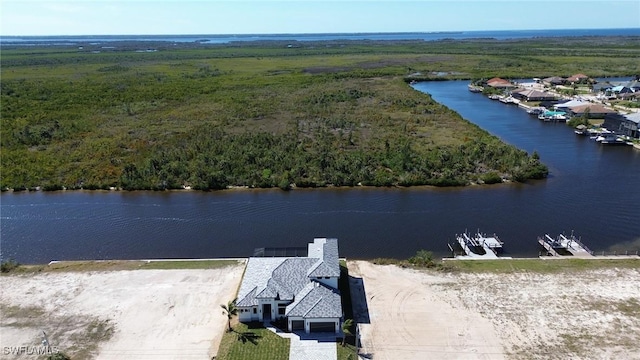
349;261;640;360
0;263;245;360
3;260;639;360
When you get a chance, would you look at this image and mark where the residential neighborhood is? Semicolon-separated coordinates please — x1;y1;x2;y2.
471;74;640;144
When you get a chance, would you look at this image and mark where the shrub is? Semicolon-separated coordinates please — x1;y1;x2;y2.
1;259;20;273
408;250;436;267
481;172;502;184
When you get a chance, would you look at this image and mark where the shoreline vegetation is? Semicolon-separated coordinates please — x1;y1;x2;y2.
2;256;638;274
2;36;639;192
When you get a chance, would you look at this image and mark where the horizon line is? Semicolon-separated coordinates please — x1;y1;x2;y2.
2;27;639;38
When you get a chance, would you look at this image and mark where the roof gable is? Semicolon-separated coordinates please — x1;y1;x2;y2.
270;258;318;300
236;257;287;307
567;73;589;82
307;238;340;278
285;283;342;318
569;104;616;114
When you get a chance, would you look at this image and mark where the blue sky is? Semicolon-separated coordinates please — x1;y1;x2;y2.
1;0;639;36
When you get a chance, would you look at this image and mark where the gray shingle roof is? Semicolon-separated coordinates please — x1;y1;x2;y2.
260;258;318;301
286;282;343;318
307;238;340;278
624;112;640;124
237;257;286;306
237;238;342;319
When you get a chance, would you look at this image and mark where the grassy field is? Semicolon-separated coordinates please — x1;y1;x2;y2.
0;259;241;274
443;257;640;273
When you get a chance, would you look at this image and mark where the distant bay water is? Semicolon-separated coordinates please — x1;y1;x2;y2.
2;28;639;45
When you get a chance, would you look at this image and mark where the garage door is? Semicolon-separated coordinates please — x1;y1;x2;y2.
291;320;304;331
309;322;335;333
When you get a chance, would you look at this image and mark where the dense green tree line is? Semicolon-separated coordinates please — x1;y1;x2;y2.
5;37;637;191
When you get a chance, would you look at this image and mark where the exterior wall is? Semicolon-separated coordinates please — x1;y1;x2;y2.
238;306;259;322
314;276;338;289
257;299;292;321
275;300;290;319
620;121;639;138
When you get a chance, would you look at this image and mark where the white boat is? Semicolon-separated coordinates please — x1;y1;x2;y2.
468;84;483;93
595;133;626;145
526;107;545;115
587;128;611;139
539;110;567;122
499;96;516;104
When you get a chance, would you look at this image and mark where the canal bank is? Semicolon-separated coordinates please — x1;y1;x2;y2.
2;81;639;264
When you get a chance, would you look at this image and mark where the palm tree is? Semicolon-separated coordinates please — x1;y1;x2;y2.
341;319;354;346
221;298;238;332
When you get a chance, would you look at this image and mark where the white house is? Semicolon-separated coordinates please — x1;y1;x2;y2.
236;238;343;333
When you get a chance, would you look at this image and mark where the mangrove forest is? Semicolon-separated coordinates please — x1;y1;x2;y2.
2;36;639;191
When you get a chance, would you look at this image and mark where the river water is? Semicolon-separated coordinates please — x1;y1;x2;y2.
2;81;639;263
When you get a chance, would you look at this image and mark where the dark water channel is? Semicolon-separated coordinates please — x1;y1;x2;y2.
2;80;639;263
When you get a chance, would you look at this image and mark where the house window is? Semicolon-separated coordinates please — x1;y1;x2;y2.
253;308;257;314
278;308;286;315
325;277;330;279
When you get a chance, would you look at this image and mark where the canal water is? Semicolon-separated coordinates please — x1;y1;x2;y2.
2;81;639;263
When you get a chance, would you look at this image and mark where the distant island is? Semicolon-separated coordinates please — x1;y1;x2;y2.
2;34;639;191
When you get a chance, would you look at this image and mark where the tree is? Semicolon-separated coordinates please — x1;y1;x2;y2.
341;319;354;346
221;298;238;332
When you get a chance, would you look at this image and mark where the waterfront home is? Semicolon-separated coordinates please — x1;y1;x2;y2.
486;77;515;88
553;99;589;110
236;238;343;333
611;86;634;97
612;80;640;92
566;73;591;84
568;104;617;118
592;82;614;93
618;92;639;100
511;88;556;101
620;112;640;139
627;80;640;92
542;76;565;86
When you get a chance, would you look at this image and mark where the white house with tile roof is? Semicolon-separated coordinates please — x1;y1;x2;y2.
236;238;343;333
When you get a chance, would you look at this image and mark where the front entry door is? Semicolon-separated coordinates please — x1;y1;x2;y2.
262;304;271;321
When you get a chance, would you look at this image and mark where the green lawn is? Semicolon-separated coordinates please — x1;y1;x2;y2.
1;259;241;273
337;343;359;360
216;322;290;360
444;258;640;273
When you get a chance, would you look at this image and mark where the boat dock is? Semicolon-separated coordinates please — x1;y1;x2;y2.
451;231;511;260
538;233;594;258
